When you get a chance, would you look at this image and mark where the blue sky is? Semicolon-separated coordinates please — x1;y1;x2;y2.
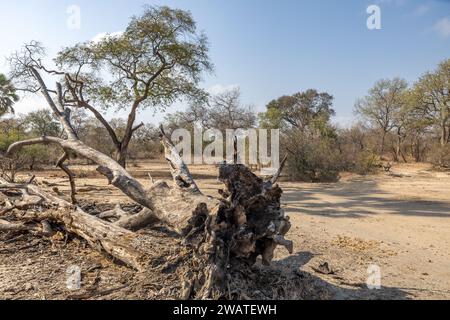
1;0;449;126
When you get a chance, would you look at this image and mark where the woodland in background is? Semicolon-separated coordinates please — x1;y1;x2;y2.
0;6;449;184
0;7;296;300
2;58;449;183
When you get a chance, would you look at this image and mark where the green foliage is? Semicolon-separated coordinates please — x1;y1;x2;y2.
354;151;380;175
411;59;450;147
0;74;19;117
57;5;213;112
0;133;18;152
354;78;409;154
0;118;59;181
258;107;283;129
24;109;61;136
260;89;339;182
285;132;342;182
263;89;335;131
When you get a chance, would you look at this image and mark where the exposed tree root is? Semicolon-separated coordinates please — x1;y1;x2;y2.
0;157;292;299
1;62;293;299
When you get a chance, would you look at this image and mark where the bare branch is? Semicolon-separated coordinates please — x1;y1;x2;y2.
268;155;288;186
0;219;38;232
132;122;145;133
56;153;77;204
6;136;153;210
159;125;201;194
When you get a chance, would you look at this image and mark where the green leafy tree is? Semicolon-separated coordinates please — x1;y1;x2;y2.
0;74;19;117
412;59;450;147
260;89;339;182
24;109;61;137
355;78;408;156
262;89;335;131
56;6;212;167
259;106;283;129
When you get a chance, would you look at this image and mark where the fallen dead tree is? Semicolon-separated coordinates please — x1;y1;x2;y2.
0;142;292;299
0;44;292;300
0;154;292;299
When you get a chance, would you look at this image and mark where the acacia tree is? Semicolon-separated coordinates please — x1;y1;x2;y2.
24;109;61;137
259;89;338;182
412;59;450;147
46;6;212;168
261;89;335;132
355;78;408;156
0;74;19;117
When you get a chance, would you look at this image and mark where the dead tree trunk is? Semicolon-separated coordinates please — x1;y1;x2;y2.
0;154;292;298
1;68;292;299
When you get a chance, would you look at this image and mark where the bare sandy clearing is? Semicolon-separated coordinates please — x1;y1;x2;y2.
1;162;449;299
276;163;450;299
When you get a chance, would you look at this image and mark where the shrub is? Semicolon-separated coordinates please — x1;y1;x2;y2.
285;135;342;182
354;151;380;175
428;144;450;169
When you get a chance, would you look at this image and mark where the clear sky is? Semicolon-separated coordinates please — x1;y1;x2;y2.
1;0;449;126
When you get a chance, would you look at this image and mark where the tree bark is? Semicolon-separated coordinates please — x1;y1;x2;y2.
0;156;292;299
3;120;292;299
56;153;77;204
380;130;387;157
2;68;293;299
441;121;448;147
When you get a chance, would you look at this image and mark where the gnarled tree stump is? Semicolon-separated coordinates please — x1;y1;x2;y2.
0;68;292;299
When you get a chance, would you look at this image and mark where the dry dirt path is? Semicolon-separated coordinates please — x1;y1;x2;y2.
2;162;449;299
274;164;450;300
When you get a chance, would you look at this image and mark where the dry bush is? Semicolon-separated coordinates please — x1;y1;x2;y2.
354;150;381;175
0;154;26;182
285;136;342;182
428;144;450;169
0;146;59;181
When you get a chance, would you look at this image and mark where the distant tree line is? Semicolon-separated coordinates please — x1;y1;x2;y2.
0;4;448;183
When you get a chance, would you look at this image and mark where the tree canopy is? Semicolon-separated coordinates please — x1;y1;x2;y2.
0;74;19;117
165;87;256;133
355;78;409;154
411;59;450;146
8;6;213;168
260;89;335;131
57;6;212;112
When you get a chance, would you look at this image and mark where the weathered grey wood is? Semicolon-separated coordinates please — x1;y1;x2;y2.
0;179;147;270
56;152;77;204
159;125;201;194
2;65;293;299
115;208;159;231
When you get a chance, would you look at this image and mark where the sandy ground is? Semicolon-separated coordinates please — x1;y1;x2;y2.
277;164;450;300
1;161;449;300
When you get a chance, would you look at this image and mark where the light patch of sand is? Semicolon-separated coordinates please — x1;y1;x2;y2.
6;161;450;299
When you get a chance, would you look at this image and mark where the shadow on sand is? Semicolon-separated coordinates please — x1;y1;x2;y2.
263;251;412;300
282;180;450;219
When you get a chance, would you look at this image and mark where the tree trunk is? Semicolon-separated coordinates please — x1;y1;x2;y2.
2;72;293;300
447;124;450;146
117;149;127;169
392;147;399;162
441;120;448;147
0;159;292;299
380;130;387;158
